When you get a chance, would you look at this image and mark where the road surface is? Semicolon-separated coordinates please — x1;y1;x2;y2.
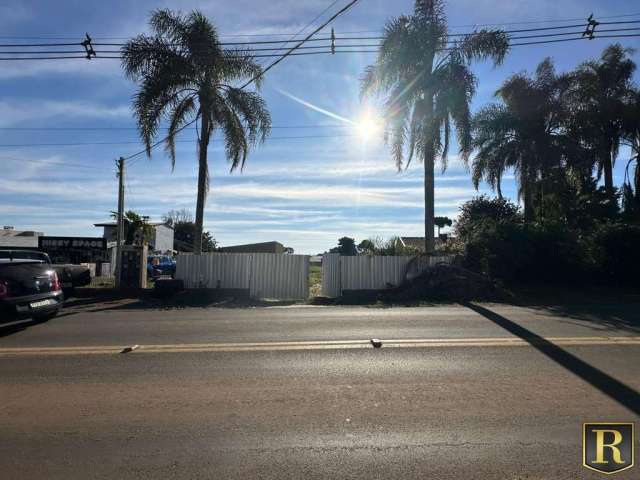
1;302;639;479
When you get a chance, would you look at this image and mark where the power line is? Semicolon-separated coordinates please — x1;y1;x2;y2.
240;0;362;89
1;23;639;59
1;12;639;41
446;12;640;29
2;32;640;61
255;0;342;68
0;11;638;40
0;124;347;131
1;19;639;51
0;133;360;148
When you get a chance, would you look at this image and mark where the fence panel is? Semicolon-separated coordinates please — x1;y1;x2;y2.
176;253;251;289
250;254;309;300
322;255;455;297
321;254;341;297
339;256;414;292
175;253;309;299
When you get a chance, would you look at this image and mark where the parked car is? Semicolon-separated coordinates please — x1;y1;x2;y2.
0;257;64;321
147;255;176;279
0;250;91;296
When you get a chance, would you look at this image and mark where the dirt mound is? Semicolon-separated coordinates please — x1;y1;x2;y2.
391;263;502;301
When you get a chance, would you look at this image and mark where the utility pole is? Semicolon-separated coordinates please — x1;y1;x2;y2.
115;157;125;288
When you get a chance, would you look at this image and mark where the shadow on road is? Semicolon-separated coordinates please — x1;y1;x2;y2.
527;304;640;334
464;302;640;416
0;318;43;338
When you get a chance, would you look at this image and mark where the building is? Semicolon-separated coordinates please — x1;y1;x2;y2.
399;237;426;251
399;235;452;252
219;241;292;254
0;227;42;248
94;221;174;253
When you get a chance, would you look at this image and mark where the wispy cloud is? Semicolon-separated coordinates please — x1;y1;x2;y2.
0;100;131;127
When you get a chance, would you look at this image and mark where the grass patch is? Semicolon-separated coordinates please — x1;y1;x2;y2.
309;265;322;297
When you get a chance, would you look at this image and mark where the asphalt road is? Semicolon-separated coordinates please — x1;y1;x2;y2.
1;303;639;479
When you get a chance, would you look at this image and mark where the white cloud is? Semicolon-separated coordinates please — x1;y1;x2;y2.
0;100;131;127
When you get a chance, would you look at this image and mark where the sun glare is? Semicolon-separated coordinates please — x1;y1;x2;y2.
355;110;382;142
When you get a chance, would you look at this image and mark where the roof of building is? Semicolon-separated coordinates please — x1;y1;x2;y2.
0;229;42;237
219;241;288;253
0;236;39;248
94;222;171;228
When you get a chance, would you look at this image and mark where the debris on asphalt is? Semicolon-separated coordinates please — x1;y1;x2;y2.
120;345;140;354
370;338;382;348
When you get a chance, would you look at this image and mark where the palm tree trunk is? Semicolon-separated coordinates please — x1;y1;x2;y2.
424;144;435;254
194;113;210;255
523;182;533;223
603;145;614;192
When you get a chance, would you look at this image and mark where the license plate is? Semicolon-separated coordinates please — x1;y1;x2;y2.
29;299;56;309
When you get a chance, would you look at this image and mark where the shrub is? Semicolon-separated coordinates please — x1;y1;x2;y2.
591;223;640;285
456;196;522;242
462;222;586;284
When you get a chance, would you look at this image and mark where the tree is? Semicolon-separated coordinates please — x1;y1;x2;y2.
569;44;636;192
622;87;640;219
110;210;154;245
434;216;452;236
162;208;193;226
329;237;357;256
163;210;217;252
470;59;572;222
455;196;521;243
122;9;271;254
357;239;376;255
361;0;508;253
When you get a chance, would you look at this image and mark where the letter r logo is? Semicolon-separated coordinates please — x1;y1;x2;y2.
583;423;635;474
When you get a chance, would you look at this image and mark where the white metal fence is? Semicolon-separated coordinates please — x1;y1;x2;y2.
80;262;114;288
321;254;454;297
176;253;310;300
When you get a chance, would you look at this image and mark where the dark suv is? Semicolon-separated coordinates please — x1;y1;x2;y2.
0;250;91;296
0;256;64;322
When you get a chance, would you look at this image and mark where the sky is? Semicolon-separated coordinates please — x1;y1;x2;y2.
0;0;638;254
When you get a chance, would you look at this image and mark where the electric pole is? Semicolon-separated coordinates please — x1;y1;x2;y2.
115;157;125;288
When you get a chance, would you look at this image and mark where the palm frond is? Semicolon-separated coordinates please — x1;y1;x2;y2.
456;29;509;66
165;95;197;169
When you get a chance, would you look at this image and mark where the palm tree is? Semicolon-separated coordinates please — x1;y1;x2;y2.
122;9;271;254
361;0;508;253
470;59;571;222
569;44;636;193
434;216;452;236
622;88;640;216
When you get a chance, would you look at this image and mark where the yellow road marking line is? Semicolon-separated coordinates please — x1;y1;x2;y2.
0;336;638;356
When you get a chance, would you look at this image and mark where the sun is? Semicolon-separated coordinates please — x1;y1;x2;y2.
355;109;382;142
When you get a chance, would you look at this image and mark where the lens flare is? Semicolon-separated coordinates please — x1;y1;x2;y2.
355;110;382;141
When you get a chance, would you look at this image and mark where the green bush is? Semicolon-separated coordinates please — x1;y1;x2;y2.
456;195;522;243
591;224;640;285
462;222;587;283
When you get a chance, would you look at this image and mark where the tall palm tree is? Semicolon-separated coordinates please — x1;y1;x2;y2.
623;88;640;215
470;59;571;222
569;44;636;193
122;9;271;254
361;0;508;253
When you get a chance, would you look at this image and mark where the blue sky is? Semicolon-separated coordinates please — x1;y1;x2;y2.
0;0;638;254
